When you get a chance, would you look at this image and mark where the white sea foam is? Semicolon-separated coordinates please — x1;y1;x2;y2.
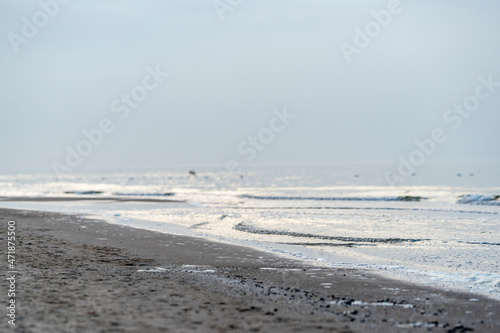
0;163;499;299
458;194;500;205
137;267;169;273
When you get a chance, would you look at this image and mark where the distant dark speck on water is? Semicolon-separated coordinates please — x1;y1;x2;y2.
189;170;196;176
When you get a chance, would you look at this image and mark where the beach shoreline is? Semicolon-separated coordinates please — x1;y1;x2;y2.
1;207;499;332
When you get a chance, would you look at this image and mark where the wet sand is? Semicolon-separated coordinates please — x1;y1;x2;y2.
1;207;499;332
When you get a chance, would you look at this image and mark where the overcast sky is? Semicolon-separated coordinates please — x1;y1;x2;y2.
1;0;499;172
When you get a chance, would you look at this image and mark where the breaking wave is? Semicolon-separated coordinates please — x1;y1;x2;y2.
240;194;426;202
63;191;176;197
457;194;500;205
64;191;104;195
113;192;175;197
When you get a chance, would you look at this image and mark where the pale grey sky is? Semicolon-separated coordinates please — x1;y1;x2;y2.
1;0;499;172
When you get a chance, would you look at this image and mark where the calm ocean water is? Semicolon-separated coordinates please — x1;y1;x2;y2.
1;160;499;299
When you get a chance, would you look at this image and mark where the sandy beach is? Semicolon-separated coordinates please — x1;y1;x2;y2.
3;0;500;331
1;206;499;332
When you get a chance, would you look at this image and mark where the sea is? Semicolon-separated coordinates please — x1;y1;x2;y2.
1;160;499;299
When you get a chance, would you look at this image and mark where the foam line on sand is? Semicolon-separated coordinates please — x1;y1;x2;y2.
0;208;498;332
